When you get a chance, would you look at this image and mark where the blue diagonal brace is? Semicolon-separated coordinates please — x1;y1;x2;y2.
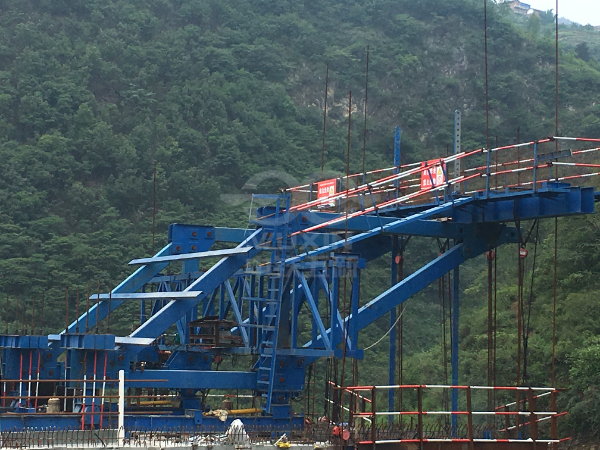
318;272;352;351
304;244;470;351
224;280;250;347
296;270;331;350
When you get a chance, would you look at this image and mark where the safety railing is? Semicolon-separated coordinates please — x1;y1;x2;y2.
283;136;600;223
0;373;173;431
335;383;569;448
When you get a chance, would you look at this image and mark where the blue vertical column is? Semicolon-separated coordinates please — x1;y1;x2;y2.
451;264;460;435
388;236;398;422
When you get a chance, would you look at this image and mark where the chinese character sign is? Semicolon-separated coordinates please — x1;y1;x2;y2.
317;179;337;207
420;160;447;189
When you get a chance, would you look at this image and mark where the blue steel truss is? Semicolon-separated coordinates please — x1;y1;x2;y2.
0;133;597;431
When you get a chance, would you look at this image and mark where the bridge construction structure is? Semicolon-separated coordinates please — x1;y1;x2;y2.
1;121;599;447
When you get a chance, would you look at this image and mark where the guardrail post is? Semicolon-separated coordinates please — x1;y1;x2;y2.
514;390;520;439
466;387;474;450
528;388;538;450
533;142;538;192
486;146;491;197
550;390;558;450
417;386;423;450
371;387;377;450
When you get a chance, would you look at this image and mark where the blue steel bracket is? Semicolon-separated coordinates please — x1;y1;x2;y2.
0;335;48;349
168;224;216;254
59;334;116;350
460;223;518;258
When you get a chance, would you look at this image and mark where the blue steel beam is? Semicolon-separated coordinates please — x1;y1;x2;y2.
92;292;201;300
294;186;594;237
287;198;474;265
126;370;257;389
297;213;472;239
129;247;253;265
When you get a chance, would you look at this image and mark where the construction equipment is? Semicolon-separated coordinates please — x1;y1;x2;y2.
0;128;598;434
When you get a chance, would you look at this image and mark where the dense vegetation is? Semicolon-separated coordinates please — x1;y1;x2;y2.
1;0;600;440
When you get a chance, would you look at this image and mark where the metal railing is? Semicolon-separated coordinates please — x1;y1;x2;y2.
335;383;568;448
284;137;600;221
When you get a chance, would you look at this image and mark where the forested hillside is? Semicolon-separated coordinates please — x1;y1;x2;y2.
1;0;600;440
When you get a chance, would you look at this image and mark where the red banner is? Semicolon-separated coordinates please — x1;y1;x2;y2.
420;160;447;189
317;179;337;206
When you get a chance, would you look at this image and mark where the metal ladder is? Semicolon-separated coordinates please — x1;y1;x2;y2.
255;195;291;413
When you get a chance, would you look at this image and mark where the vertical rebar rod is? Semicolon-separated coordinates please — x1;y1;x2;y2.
40;294;45;335
5;294;8;334
30;297;35;335
517;247;523;387
493;247;498;426
487;252;493;414
86;282;90;333
551;218;558;387
555;0;559;155
22;297;27;335
484;0;490;197
152;161;157;255
16;295;20;335
65;287;69;333
321;64;329;177
345;90;352;249
76;288;80;333
107;288;112;334
96;280;100;334
362;46;369;176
